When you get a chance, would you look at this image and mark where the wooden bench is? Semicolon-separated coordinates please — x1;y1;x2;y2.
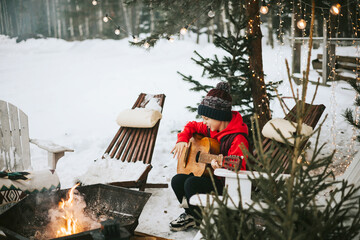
312;54;360;82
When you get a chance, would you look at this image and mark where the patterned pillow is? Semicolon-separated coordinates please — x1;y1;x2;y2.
0;170;60;206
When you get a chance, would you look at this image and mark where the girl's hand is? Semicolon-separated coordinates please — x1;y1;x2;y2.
211;159;220;170
171;142;188;160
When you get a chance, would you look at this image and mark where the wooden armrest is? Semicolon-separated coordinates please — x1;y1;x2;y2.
30;139;74;153
189;193;264;211
214;169;290;204
214;168;291;180
30;139;74;171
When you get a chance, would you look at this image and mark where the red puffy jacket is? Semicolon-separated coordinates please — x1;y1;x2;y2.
177;111;249;170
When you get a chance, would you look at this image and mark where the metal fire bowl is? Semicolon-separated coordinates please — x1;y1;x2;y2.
0;184;151;239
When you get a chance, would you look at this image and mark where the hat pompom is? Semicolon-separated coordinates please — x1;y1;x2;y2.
216;82;230;94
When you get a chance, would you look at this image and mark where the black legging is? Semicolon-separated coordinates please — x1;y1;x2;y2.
171;173;224;219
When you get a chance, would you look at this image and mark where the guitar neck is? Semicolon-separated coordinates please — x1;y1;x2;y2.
197;152;223;165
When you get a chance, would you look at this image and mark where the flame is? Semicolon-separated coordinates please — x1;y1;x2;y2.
56;183;80;237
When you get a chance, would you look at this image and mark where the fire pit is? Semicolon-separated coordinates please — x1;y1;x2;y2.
0;184;151;239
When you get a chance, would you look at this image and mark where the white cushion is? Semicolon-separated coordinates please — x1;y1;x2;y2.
261;118;313;145
116;108;162;128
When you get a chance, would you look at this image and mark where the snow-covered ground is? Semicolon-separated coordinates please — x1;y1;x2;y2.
0;30;359;239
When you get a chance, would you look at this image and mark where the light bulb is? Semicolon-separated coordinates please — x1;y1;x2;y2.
260;5;269;15
168;37;174;43
297;19;306;30
330;3;341;15
133;36;139;43
92;0;98;6
144;42;150;49
103;15;109;23
114;28;120;35
180;27;187;35
208;10;215;18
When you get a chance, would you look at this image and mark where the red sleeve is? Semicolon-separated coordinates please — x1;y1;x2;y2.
177;121;208;143
227;134;249;170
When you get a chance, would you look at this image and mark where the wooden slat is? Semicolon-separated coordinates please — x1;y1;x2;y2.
136;128;150;162
104;127;123;155
124;128;141;162
18;109;31;170
131;129;147;162
140;128;152;164
109;128;127;158
144;123;160;164
317;54;360;64
0;100;11;170
121;128;140;162
8;103;23;171
116;128;134;160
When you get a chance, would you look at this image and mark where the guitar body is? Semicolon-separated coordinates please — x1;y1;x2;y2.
177;133;220;177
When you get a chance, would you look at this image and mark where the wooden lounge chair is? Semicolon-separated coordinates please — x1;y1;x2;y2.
190;101;326;207
251;101;326;174
104;93;168;191
0;100;73;206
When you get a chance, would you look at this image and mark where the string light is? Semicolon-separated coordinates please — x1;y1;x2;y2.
208;10;215;18
297;1;306;30
92;0;218;48
132;35;139;43
330;3;341;15
167;36;175;43
103;14;109;23
260;0;269;15
114;27;120;35
180;27;188;35
143;42;150;49
297;18;307;29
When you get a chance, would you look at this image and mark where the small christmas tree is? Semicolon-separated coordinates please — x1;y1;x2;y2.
197;2;360;239
343;78;360;141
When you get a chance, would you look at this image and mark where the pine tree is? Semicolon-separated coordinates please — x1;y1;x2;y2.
199;117;360;239
197;2;360;239
178;1;280;127
343;78;360;141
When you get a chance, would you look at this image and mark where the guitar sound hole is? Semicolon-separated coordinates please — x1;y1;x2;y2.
195;151;201;163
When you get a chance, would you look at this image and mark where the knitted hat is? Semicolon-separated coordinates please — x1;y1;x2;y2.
197;82;232;121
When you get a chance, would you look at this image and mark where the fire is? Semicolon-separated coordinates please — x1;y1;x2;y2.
56;183;80;237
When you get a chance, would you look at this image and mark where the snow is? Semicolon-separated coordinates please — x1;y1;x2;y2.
0;30;359;239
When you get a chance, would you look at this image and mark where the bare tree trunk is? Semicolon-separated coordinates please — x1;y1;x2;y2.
0;1;4;34
313;18;320;49
51;0;57;38
134;3;141;36
121;1;131;34
207;22;210;43
291;4;302;74
210;18;214;43
4;0;13;36
267;7;274;48
149;1;155;34
46;0;51;36
76;4;83;39
85;17;89;38
221;7;229;36
246;0;270;130
97;7;103;34
196;21;200;44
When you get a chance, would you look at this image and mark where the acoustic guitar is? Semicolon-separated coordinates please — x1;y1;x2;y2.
177;133;243;177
